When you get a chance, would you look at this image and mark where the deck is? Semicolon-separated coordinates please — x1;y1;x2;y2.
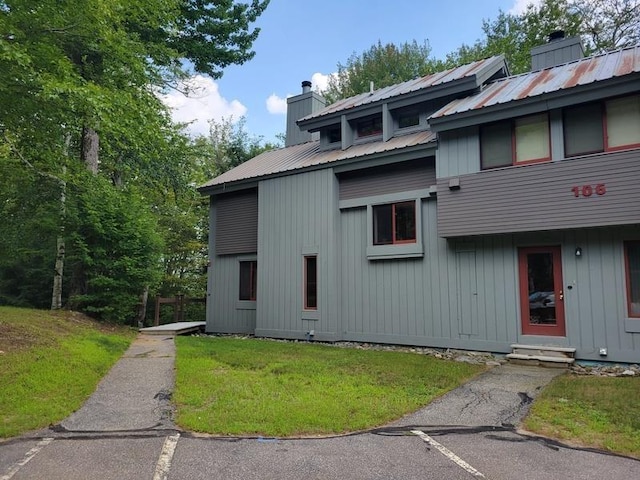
139;321;206;336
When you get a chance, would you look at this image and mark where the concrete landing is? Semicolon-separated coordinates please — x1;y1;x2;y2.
139;321;205;335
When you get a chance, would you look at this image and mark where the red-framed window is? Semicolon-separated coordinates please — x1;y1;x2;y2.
481;113;551;169
624;241;640;318
239;260;257;301
356;115;383;138
303;256;317;310
373;201;416;245
564;94;640;157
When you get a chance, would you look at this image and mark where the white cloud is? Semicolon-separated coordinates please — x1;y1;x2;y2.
265;72;337;115
311;72;332;93
266;93;288;114
159;75;247;136
509;0;543;15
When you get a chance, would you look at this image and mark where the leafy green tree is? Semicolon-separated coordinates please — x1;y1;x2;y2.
324;40;443;103
0;0;270;322
445;0;640;74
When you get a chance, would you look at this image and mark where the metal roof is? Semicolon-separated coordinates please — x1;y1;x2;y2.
430;45;640;121
298;56;506;123
199;130;437;191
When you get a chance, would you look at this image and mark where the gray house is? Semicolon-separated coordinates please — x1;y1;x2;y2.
199;35;640;363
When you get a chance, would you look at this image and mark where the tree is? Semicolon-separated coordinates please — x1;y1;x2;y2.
0;0;270;321
572;0;640;52
445;0;640;74
324;40;443;103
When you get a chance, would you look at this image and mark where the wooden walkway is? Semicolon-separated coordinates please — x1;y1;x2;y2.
139;321;206;336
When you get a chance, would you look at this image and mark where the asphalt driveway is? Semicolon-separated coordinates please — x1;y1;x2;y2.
1;334;638;479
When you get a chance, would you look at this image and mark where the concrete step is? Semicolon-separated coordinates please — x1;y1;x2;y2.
510;344;576;359
506;353;575;368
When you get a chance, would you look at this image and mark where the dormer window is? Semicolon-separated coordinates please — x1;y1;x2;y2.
328;126;341;144
398;112;420;129
356;115;383;138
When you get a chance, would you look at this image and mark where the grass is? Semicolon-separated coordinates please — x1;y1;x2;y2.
174;336;485;437
0;306;135;438
524;373;640;458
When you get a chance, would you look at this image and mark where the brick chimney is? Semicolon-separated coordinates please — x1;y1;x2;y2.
285;81;326;147
530;30;584;70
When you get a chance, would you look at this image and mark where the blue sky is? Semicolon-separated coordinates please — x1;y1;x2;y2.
161;0;537;143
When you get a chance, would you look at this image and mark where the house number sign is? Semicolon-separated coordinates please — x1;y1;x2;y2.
571;184;606;198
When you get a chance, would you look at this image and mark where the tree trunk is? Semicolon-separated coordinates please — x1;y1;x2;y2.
136;286;149;327
51;165;67;310
82;126;99;174
51;235;65;310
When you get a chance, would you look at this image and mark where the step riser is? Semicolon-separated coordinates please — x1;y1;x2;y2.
507;344;577;368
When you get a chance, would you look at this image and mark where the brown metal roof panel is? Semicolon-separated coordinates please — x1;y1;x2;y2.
200;131;437;189
430;47;640;121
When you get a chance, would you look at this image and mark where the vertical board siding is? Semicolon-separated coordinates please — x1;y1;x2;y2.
215;189;258;255
435;127;480;178
257;169;339;339
338;202;639;360
438;149;640;237
338;158;435;200
207;255;256;333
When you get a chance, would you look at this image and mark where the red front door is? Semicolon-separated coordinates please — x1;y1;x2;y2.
518;246;566;336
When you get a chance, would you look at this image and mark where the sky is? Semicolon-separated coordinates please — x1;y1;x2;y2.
160;0;540;143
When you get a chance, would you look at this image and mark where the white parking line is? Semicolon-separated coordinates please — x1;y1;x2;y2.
153;433;180;480
0;437;54;480
411;430;486;478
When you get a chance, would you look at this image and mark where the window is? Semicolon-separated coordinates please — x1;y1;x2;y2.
239;260;257;301
398;112;420;129
328;126;341;144
625;241;640;318
564;103;604;156
303;256;317;310
606;95;640;149
563;95;640;157
373;201;416;245
481;113;550;169
356;115;383;138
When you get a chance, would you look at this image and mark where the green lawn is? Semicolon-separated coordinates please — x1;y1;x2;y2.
524;373;640;458
0;307;135;438
174;336;485;437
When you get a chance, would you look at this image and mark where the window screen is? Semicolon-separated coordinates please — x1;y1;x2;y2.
564;103;604;156
481;122;512;169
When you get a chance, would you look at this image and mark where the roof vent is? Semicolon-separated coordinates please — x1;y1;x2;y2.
549;30;565;42
301;80;312;93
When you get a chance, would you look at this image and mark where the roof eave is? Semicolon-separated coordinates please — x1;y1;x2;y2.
429;73;640;132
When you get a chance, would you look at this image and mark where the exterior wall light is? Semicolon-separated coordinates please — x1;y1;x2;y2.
575;247;582;257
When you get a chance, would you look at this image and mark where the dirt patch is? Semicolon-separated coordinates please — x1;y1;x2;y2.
0;322;49;353
0;308;133;355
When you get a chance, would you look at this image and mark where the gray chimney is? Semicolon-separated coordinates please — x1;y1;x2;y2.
285;81;326;147
530;31;584;70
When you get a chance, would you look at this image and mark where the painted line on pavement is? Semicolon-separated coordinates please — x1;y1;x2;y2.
411;430;486;478
153;433;180;480
0;437;54;480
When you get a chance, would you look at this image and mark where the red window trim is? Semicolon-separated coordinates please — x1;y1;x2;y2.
624;240;640;319
603;96;640;152
356;116;383;138
303;255;318;311
239;260;257;301
563;95;640;157
511;113;552;165
373;201;417;246
480;113;551;170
